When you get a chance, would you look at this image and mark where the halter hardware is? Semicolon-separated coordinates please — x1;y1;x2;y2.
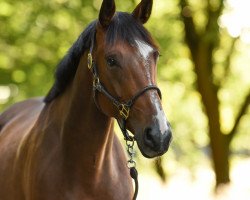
118;104;130;120
93;76;100;89
87;53;93;70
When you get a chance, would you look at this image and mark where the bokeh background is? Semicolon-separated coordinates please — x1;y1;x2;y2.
0;0;250;199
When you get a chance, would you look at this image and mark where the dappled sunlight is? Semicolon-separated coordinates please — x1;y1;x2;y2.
0;86;11;104
0;84;18;104
220;0;250;40
138;158;250;200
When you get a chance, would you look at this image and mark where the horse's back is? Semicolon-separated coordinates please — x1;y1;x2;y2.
0;97;44;136
0;98;44;200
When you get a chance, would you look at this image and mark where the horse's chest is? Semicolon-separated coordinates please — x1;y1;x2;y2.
62;167;133;200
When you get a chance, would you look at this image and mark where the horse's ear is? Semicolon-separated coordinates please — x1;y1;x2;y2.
99;0;116;28
132;0;153;24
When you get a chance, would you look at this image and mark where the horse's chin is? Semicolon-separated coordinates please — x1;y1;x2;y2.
135;137;169;159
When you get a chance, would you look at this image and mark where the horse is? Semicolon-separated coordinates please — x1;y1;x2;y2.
0;0;172;199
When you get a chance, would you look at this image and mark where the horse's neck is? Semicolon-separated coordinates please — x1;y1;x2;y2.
44;54;115;178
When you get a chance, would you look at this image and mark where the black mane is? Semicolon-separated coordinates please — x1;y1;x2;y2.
44;12;156;103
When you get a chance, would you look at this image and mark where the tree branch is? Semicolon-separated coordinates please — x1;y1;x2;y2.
224;38;237;78
204;0;224;46
206;0;224;30
154;157;166;182
217;37;239;87
227;89;250;143
179;0;199;56
224;37;238;71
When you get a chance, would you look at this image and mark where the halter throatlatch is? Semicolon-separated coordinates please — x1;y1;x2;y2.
87;50;162;200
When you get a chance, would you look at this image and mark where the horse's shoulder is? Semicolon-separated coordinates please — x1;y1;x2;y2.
0;97;45;132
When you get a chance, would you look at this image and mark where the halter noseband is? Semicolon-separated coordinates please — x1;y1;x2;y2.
87;52;162;141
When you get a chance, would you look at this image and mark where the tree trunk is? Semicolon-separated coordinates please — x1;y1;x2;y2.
193;43;230;186
209;128;230;186
178;0;250;188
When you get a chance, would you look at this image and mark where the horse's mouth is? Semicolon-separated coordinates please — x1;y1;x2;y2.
134;132;172;159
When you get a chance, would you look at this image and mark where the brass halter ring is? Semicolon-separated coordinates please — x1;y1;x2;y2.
87;53;93;69
93;76;100;88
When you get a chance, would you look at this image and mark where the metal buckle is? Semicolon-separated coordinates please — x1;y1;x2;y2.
87;53;93;69
93;76;100;88
119;104;130;120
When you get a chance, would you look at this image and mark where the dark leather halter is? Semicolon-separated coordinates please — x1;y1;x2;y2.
87;52;162;141
87;43;162;200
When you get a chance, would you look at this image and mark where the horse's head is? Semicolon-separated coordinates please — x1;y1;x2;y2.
90;0;172;158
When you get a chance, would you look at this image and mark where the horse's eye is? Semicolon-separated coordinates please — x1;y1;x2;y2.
106;57;118;67
153;51;160;61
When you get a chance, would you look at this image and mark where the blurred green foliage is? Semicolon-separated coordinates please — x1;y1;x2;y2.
0;0;249;176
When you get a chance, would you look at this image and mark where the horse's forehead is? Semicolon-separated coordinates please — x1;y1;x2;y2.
135;39;154;60
103;39;154;58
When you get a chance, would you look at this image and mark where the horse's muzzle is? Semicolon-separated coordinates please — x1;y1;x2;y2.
136;121;172;158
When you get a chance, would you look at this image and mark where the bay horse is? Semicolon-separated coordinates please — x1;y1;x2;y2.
0;0;172;199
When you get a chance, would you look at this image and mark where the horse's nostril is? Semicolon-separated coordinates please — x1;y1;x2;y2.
144;127;156;149
145;127;152;140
